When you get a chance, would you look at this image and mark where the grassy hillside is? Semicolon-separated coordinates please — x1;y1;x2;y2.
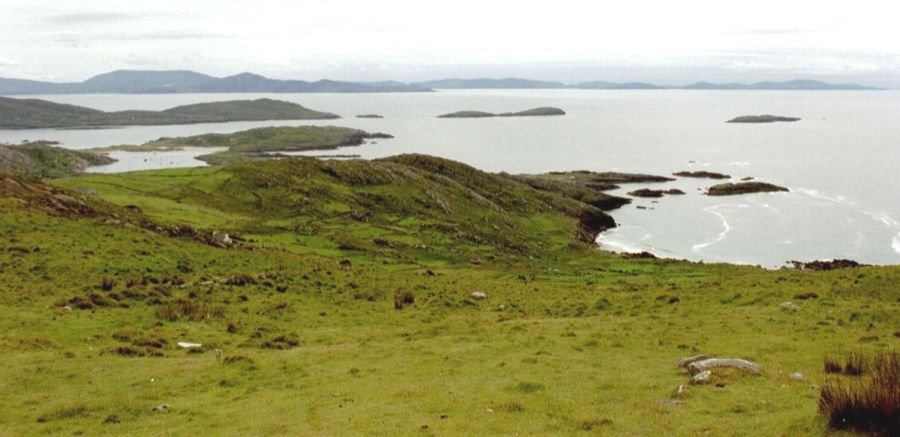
0;142;114;178
0;97;338;129
0;156;897;435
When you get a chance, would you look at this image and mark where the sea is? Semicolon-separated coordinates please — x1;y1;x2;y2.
1;90;898;267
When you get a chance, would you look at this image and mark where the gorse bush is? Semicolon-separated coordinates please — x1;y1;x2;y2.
820;350;899;435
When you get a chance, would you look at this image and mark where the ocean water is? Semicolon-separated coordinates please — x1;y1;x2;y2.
1;90;898;266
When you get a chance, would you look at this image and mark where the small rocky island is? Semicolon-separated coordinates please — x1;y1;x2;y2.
727;115;801;123
706;181;789;196
356;114;384;119
627;188;686;198
438;107;566;118
673;171;731;179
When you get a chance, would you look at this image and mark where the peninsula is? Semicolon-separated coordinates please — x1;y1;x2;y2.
92;126;392;166
0;141;114;178
0;97;339;129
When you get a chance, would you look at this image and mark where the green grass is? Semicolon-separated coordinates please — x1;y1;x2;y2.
2;156;898;435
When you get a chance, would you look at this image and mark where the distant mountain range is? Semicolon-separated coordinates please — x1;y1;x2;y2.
0;70;432;94
0;70;884;94
413;78;881;90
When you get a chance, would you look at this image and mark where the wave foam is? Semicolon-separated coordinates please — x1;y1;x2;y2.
794;187;853;206
692;204;736;252
894;233;900;255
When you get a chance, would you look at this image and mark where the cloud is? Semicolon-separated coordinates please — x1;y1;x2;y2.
729;28;837;36
0;56;22;66
44;12;146;25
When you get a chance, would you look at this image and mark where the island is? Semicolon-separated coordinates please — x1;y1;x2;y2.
92;126;392;166
498;107;566;117
727;115;801;123
437;111;499;118
627;188;686;198
673;171;731;179
0;141;114;178
356;114;384;119
438;107;566;118
706;181;789;196
0;97;339;129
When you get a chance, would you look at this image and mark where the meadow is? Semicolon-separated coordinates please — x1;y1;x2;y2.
0;155;896;435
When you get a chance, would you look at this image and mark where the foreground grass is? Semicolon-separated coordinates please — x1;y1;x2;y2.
1;158;898;435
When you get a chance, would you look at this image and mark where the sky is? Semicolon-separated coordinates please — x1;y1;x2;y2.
1;0;899;87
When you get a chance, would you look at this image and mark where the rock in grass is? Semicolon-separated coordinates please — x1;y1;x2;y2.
691;370;712;384
778;301;799;311
177;342;202;348
688;358;761;375
677;354;711;369
470;291;487;300
152;403;170;412
789;372;805;381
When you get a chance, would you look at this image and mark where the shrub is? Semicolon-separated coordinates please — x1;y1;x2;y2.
262;333;301;349
820;350;899;435
155;300;225;322
225;274;256;286
126;277;148;288
394;291;414;309
100;277;117;291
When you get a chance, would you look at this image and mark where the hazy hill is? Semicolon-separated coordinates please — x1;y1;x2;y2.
0;70;884;94
79;70;217;93
0;96;338;129
413;78;567;89
0;70;432;94
574;81;663;89
683;79;880;90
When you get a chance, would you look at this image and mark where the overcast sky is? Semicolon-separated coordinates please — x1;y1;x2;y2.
1;0;898;86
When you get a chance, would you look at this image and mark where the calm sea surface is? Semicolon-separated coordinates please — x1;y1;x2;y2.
2;90;898;266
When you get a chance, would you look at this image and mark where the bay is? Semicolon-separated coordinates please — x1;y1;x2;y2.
1;90;897;266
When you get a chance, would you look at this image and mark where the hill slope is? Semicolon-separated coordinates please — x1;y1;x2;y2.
0;156;896;435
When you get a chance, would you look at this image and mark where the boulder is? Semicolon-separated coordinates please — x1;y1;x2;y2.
789;372;805;381
177;342;202;348
677;354;711;369
691;370;712;384
687;358;761;375
470;291;487;300
778;301;799;311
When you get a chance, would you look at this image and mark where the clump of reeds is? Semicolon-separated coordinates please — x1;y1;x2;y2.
820;350;898;435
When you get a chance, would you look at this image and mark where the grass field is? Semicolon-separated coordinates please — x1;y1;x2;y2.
1;156;897;435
